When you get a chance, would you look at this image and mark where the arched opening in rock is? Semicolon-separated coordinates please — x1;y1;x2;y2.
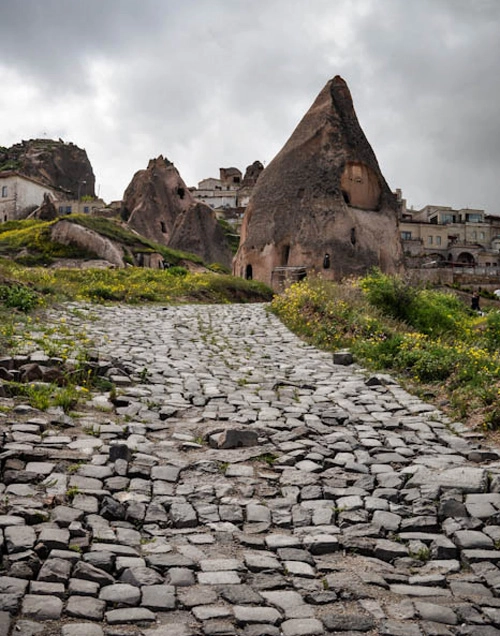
340;162;381;210
245;264;253;280
177;187;185;199
160;221;167;234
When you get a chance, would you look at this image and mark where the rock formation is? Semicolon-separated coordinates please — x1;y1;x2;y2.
0;139;95;197
50;220;125;267
122;156;232;267
32;193;58;221
241;161;264;188
233;76;404;288
169;202;233;267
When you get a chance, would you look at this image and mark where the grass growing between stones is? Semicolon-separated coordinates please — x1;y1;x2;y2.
271;270;500;430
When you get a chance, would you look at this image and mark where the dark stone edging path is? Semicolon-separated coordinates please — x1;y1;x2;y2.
1;303;500;635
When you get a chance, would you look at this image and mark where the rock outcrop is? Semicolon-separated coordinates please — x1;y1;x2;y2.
50;220;125;267
0;139;95;197
233;76;404;288
241;160;264;188
32;193;58;221
169;202;233;268
122;156;232;267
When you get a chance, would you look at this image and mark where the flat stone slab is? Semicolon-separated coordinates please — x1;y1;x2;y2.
105;607;157;623
22;594;63;620
406;466;487;493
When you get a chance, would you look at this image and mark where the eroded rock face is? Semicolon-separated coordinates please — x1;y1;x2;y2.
50;220;125;267
0;139;95;197
233;76;404;288
122;156;192;245
170;203;233;268
122;156;232;267
241;161;264;188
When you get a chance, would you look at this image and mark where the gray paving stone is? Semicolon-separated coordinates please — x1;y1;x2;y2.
414;602;458;625
141;584;176;610
61;624;105;636
233;605;281;624
105;606;157;623
99;582;141;604
281;618;324;636
22;594;63;620
66;595;106;620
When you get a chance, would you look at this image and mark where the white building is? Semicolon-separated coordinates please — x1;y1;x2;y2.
0;171;60;222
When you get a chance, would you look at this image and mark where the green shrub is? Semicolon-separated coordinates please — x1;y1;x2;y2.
360;269;416;322
0;284;39;312
484;311;500;351
165;266;188;277
360;269;468;337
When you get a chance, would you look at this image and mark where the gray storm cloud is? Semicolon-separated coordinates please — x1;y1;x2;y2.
0;0;499;213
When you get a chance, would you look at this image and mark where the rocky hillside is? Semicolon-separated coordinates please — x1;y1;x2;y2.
0;138;95;196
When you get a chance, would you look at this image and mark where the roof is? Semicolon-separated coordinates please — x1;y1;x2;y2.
0;170;59;191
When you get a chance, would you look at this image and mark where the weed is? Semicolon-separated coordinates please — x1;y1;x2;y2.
409;547;431;562
83;425;101;437
69;544;82;553
252;453;278;466
65;486;80;501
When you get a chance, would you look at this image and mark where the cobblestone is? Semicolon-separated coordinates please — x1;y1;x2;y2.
1;302;500;633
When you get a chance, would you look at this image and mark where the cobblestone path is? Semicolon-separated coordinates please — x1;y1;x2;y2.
2;303;500;636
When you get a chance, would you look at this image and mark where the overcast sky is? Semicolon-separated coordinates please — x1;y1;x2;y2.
1;0;499;213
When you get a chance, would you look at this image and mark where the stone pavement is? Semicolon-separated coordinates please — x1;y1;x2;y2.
1;303;500;635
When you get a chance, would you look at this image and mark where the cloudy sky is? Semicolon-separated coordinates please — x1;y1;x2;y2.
1;0;499;213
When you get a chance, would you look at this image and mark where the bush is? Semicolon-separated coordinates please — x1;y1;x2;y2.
360;270;416;322
484;311;500;351
165;266;188;277
360;269;468;337
0;284;39;312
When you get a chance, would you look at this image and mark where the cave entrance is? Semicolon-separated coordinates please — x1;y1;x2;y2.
282;244;291;266
245;264;253;280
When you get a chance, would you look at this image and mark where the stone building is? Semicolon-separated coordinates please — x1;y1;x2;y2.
192;162;264;214
0;171;60;222
399;195;500;269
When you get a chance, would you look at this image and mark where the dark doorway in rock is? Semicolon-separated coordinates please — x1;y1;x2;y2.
177;187;185;199
323;253;330;269
245;264;253;280
342;190;350;204
160;221;167;233
282;244;291;266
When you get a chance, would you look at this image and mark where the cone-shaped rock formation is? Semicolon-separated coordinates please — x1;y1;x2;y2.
233;76;403;288
122;156;232;267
